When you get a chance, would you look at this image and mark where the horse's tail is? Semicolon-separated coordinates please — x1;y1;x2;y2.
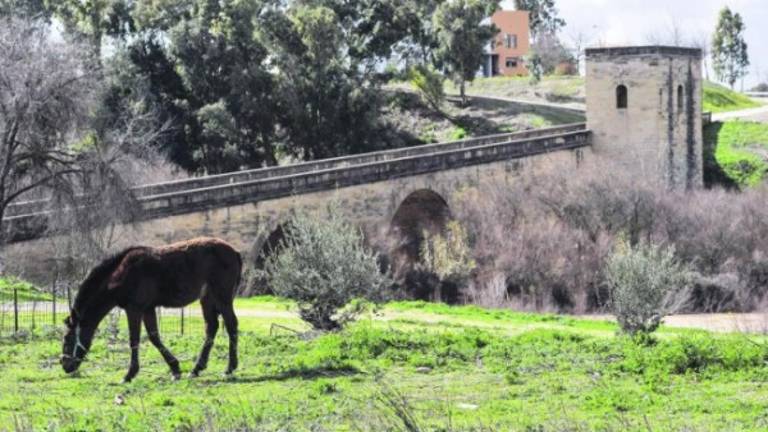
234;249;243;299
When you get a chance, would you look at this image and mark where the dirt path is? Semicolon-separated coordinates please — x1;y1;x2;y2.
713;104;768;123
230;307;768;335
6;301;764;334
583;313;767;334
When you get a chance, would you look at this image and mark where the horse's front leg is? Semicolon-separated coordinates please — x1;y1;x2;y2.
123;309;143;383
144;309;182;380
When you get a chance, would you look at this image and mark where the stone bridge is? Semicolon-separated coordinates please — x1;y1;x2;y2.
3;123;591;272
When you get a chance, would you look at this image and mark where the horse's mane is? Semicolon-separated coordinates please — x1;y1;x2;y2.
72;247;146;316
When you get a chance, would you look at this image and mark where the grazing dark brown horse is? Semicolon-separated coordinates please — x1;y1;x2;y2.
60;237;242;382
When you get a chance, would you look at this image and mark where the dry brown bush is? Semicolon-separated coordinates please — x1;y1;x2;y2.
447;165;768;313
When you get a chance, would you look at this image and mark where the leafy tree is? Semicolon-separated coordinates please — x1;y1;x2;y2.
433;0;500;106
259;4;391;160
513;0;565;41
114;0;278;173
169;0;278;171
266;206;391;330
295;0;443;65
712;7;750;90
0;0;49;19
46;0;135;59
388;0;445;68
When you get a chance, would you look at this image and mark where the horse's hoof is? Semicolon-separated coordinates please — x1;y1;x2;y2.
189;371;200;378
171;373;181;381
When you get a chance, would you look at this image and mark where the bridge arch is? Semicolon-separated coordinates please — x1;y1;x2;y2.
388;189;452;276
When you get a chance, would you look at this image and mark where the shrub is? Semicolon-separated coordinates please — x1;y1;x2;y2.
266;207;391;330
606;239;692;335
408;65;445;111
420;221;476;285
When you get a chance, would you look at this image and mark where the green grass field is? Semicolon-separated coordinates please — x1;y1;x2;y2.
1;298;767;431
705;120;768;187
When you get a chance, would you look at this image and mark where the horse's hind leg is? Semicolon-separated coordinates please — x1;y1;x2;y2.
220;303;239;375
190;296;219;377
143;309;181;380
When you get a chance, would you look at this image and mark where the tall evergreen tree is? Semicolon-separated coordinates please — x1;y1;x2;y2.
513;0;565;41
514;0;566;83
259;4;391;160
712;7;750;90
433;0;500;106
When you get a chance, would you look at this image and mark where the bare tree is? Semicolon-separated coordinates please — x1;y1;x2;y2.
690;31;712;81
0;18;98;244
644;16;685;46
567;27;597;75
1;17;169;279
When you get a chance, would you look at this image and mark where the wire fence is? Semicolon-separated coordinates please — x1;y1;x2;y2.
0;284;206;338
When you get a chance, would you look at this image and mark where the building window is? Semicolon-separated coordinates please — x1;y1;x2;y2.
616;85;628;109
504;34;517;49
677;85;684;111
505;57;519;68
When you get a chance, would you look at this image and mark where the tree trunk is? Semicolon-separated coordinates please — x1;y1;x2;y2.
460;80;467;107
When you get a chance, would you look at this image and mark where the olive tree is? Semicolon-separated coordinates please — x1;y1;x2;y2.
606;240;692;335
266;207;391;331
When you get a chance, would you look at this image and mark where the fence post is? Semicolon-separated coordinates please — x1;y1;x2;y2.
52;278;57;327
13;287;18;333
181;307;185;337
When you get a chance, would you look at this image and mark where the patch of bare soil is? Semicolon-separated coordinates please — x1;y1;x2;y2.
585;313;768;334
382;90;582;144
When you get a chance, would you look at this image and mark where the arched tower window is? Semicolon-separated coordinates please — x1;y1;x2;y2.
616;85;628;109
677;85;684;111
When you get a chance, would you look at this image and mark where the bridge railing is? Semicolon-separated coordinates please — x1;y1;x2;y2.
4;128;591;242
5;123;586;218
140;129;591;217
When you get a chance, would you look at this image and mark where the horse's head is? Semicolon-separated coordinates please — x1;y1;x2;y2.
60;311;95;374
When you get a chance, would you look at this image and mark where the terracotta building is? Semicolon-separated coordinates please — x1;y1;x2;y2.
482;10;530;77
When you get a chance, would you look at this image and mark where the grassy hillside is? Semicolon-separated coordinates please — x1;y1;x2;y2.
1;298;767;431
442;76;761;115
382;90;584;145
703;82;762;113
0;277;50;302
447;75;586;105
705;120;768;187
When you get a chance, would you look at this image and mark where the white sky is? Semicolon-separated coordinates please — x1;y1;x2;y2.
500;0;768;88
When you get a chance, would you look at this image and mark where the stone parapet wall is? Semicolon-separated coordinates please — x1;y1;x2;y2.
4;128;590;243
5;123;586;218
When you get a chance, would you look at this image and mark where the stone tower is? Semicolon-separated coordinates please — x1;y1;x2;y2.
585;46;703;189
